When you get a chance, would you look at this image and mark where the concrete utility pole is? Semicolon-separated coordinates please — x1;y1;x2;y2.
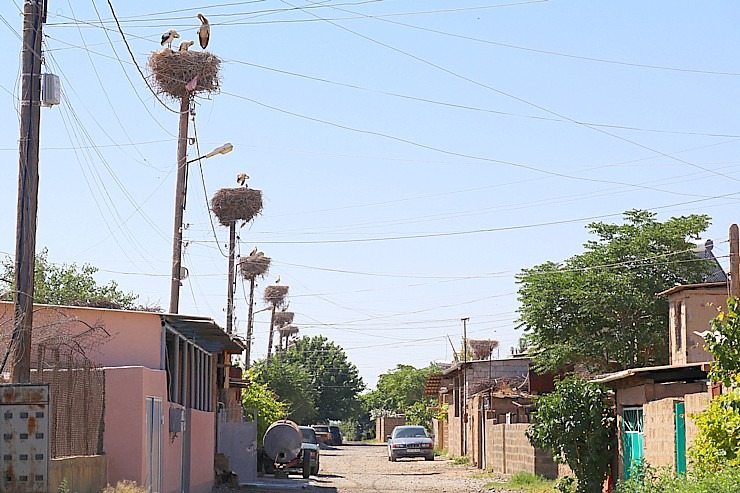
11;0;45;383
226;222;236;333
460;317;469;455
168;97;191;314
730;224;739;298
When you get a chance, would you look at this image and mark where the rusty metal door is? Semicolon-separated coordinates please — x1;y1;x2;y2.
0;383;50;493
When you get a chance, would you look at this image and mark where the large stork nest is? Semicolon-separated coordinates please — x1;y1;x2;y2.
263;285;289;308
239;255;271;279
148;49;221;100
211;188;263;226
279;325;299;337
468;339;500;360
274;311;294;328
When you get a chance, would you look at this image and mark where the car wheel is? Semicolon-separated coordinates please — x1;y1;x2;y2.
302;452;311;479
425;455;434;461
390;453;397;462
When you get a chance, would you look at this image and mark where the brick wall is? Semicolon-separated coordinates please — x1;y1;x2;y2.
685;391;711;447
376;416;405;443
483;422;557;478
644;398;676;468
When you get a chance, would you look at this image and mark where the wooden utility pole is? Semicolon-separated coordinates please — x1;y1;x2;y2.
168;96;190;314
730;224;739;298
11;0;45;383
226;222;236;333
460;317;469;455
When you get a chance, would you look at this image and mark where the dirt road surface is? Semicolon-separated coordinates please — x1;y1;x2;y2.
223;442;494;493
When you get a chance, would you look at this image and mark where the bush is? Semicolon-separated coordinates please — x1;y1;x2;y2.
689;389;740;474
615;463;740;493
102;481;147;493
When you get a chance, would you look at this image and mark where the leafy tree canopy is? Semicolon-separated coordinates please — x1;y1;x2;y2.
704;297;740;387
363;363;440;414
1;248;138;309
275;335;364;421
241;377;287;446
517;210;711;373
251;358;319;424
527;377;615;493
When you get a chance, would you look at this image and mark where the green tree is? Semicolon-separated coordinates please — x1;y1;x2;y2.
277;335;364;421
364;363;439;414
251;358;319;424
527;377;615;493
242;376;287;446
1;248;138;309
689;389;740;475
704;297;740;387
517;210;711;373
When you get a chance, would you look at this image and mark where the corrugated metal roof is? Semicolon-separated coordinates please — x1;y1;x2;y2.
590;362;709;387
162;314;245;354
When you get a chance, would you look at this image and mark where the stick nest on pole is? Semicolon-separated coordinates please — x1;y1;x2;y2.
148;49;221;100
239;255;271;279
468;339;499;360
263;285;289;308
211;188;263;226
279;325;299;337
274;311;294;328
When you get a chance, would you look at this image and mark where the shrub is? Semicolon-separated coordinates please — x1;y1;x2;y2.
615;463;740;493
689;389;740;474
102;481;147;493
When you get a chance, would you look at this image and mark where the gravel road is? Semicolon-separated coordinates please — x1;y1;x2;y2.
219;442;496;493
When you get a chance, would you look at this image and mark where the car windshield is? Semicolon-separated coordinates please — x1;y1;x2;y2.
313;426;329;432
393;427;427;438
300;428;318;444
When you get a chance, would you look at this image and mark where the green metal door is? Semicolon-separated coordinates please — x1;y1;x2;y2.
675;402;686;474
622;408;644;480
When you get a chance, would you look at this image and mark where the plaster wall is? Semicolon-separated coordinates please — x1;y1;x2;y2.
668;287;725;365
189;409;216;493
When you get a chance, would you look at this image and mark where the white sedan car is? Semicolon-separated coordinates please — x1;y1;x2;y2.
387;425;434;462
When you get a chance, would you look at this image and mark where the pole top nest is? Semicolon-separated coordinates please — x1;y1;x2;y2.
239;255;271;279
148;49;221;100
211;188;263;226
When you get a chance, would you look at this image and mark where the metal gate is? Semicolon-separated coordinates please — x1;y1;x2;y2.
622;407;644;480
217;408;257;485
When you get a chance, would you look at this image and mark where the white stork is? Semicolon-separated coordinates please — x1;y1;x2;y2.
178;40;194;51
237;172;249;187
249;246;259;256
197;13;210;49
160;29;180;49
275;276;281;284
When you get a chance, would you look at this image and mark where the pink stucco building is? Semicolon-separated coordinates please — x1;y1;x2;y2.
0;303;244;493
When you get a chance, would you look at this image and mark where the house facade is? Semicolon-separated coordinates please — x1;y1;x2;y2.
0;303;246;493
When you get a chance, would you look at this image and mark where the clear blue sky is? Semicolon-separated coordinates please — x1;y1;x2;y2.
1;1;739;389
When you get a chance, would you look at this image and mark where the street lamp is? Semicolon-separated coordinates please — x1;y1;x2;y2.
169;143;234;314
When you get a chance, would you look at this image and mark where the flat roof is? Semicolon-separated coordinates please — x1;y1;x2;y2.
162;314;245;354
591;362;709;388
657;282;727;297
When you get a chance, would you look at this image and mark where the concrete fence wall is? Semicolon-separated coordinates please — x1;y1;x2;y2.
376;416;406;443
484;422;558;478
49;455;107;493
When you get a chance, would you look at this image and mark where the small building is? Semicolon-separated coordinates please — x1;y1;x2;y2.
0;303;248;493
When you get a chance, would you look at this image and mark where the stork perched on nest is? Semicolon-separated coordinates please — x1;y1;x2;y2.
178;40;194;51
237;173;249;188
249;246;258;256
275;276;281;284
160;29;180;49
197;13;210;49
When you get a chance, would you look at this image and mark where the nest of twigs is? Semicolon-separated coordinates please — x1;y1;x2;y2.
211;188;263;226
279;325;299;337
239;255;271;279
274;311;294;328
468;339;499;360
148;49;221;100
263;285;289;308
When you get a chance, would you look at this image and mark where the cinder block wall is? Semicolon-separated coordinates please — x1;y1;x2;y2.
376;416;406;443
483;422;557;478
685;392;711;447
644;398;676;469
